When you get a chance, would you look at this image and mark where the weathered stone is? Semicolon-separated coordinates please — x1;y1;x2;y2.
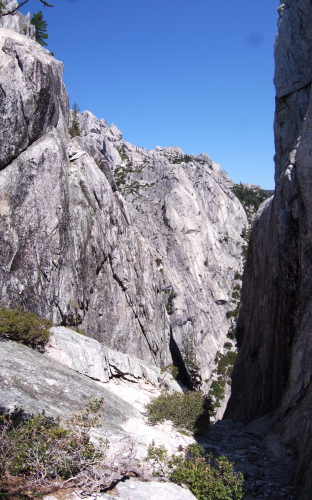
0;339;139;434
198;418;298;499
114;478;198;500
0;30;171;369
77;110;247;402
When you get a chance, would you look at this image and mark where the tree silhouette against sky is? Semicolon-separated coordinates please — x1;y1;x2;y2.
31;10;48;46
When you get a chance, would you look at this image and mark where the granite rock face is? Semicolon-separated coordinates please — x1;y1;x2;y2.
0;28;170;368
225;1;312;496
0;339;139;433
0;21;247;394
75;111;247;391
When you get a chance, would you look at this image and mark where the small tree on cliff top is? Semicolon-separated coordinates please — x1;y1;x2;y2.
69;102;81;138
31;10;48;46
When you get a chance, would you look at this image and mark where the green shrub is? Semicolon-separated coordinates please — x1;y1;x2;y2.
0;306;52;350
209;378;226;401
217;351;237;377
226;309;239;320
169;443;244;500
234;271;243;281
227;325;236;340
231;291;240;300
223;342;232;350
161;364;179;379
146;390;211;434
0;398;107;497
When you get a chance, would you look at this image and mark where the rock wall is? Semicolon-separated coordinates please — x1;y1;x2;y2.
225;1;312;496
74;111;247;389
0;28;170;368
0;20;246;393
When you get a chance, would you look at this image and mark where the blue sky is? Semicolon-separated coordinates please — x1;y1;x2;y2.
22;0;279;189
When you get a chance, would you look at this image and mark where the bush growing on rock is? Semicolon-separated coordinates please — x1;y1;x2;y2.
170;443;244;500
0;398;108;497
145;390;212;434
0;306;52;350
145;442;244;500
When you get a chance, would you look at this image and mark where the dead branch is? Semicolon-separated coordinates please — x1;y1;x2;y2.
0;0;54;17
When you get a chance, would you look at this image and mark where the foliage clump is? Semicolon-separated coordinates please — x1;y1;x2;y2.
170;443;244;500
217;351;237;377
0;398;107;497
161;364;179;379
170;154;193;164
146;390;211;434
0;306;52;350
68;102;81;138
232;183;271;212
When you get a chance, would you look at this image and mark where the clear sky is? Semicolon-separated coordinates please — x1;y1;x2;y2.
21;0;279;189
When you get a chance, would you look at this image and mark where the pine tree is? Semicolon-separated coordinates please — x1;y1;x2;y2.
68;103;81;138
31;10;48;46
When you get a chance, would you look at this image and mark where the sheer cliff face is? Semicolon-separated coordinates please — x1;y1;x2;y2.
225;0;312;495
0;29;170;367
75;113;247;387
0;25;246;384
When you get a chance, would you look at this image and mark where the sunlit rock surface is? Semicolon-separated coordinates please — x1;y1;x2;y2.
0;25;247;395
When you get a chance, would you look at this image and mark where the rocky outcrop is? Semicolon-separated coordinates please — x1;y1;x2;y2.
0;0;35;38
0;20;247;395
46;326;180;390
198;417;299;499
0;338;194;459
225;1;312;496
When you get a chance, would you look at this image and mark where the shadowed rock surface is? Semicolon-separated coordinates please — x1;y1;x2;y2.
225;1;312;497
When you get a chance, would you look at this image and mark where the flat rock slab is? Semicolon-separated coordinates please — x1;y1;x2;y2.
115;479;197;500
0;339;139;435
43;480;197;500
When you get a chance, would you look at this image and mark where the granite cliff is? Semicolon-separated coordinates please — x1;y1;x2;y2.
0;12;247;400
225;0;312;497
